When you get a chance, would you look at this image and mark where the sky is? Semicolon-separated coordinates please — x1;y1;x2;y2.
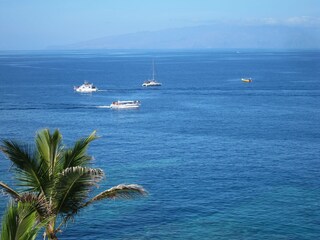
0;0;319;50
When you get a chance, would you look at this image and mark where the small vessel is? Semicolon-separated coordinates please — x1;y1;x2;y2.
142;80;162;87
110;100;141;109
142;61;162;87
241;78;253;83
74;81;98;93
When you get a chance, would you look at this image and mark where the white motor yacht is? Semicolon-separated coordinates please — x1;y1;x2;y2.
74;81;98;93
110;100;140;109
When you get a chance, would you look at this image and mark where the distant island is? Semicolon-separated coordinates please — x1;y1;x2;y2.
51;24;320;50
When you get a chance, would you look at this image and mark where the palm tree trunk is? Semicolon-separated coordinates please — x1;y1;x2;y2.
46;221;58;240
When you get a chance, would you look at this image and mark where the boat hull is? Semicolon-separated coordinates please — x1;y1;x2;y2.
142;82;162;87
110;101;140;109
75;88;98;93
241;78;252;83
110;105;140;109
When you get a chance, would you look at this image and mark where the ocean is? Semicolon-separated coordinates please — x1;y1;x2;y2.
0;50;319;239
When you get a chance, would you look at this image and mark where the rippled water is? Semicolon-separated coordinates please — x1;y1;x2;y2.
0;50;320;239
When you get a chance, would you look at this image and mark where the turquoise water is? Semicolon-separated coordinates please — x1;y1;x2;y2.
0;50;320;239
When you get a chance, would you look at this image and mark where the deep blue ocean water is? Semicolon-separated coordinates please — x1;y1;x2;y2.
0;50;320;239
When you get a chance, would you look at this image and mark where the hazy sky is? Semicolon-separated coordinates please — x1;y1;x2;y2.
0;0;319;50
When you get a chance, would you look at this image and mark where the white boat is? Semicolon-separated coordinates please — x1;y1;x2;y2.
241;78;253;83
110;100;140;109
142;61;162;87
142;80;162;87
74;81;98;93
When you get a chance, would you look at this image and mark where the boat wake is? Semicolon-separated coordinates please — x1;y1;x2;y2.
1;104;112;111
96;105;111;109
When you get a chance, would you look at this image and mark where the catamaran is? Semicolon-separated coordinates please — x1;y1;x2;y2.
74;81;98;93
142;61;162;87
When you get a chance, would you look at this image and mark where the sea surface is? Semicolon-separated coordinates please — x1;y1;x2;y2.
0;50;319;239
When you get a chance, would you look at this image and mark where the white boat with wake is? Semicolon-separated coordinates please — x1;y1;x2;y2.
110;100;140;109
142;61;162;87
74;81;98;93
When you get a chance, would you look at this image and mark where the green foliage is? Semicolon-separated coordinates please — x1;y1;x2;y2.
0;201;43;240
0;129;147;240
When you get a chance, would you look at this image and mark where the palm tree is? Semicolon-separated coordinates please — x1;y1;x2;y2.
0;129;147;239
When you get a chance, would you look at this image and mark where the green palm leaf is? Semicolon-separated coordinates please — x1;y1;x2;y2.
60;184;147;228
83;184;147;207
0;181;21;199
0;140;47;194
35;129;62;177
54;166;104;215
62;131;98;169
0;201;44;240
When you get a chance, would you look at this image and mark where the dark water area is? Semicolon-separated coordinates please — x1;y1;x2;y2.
0;50;320;239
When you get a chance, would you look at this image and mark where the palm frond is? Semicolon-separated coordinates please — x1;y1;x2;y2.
0;184;51;222
60;184;147;229
0;181;20;199
0;140;47;194
1;140;33;170
83;184;148;207
1;201;44;240
1;201;19;240
53;166;104;216
35;129;51;165
19;193;51;220
35;129;62;177
62;131;98;169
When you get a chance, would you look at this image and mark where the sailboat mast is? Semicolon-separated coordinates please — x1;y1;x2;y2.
152;60;155;80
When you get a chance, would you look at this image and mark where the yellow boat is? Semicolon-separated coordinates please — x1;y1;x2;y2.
241;78;252;83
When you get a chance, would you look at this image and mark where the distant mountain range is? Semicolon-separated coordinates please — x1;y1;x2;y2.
51;24;320;49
